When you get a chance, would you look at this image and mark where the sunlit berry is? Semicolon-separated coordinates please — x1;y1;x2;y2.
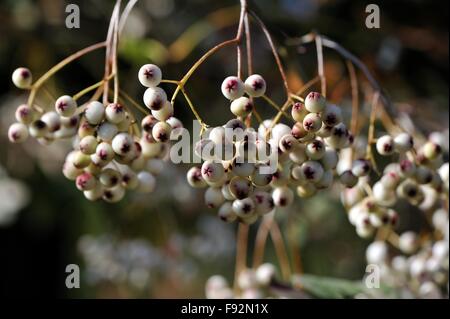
394;133;414;153
201;160;225;183
272;186;294;207
291;102;308;122
152;101;174;121
55;95;77;117
85;101;105;125
95;142;115;163
152;121;172;142
304;92;326;113
306;139;326;160
12;67;32;89
351;159;371;177
112;133;134;156
230;96;253;117
232;197;255;218
398;231;419;254
105;103;126;124
423;141;442;160
221;76;245;100
41;112;61;132
376;135;395;156
144;87;167;111
244;74;266;97
138;64;162;87
302;113;322;133
300;161;324;183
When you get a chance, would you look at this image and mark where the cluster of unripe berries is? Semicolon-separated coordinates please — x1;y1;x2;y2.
187;86;357;224
8;65;183;202
366;233;448;298
205;263;278;299
342;132;448;238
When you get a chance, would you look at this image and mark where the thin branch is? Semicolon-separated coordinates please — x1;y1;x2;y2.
249;10;291;99
233;223;249;293
315;34;326;96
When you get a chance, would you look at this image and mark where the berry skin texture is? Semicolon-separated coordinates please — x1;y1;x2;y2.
322;104;342;127
103;186;125;203
138;64;162;88
230;97;253;117
306;140;326;160
291;102;308;122
300;161;324;183
187;166;207;188
105;103;126;124
152;121;172;143
304;92;326;113
55;95;77;117
201;160;225;184
76;172;97;191
394;133;414;153
272;186;294;207
144;87;167;111
376;135;395;156
423;142;442;160
229;176;253;200
97;122;118;142
252;191;274;215
112;133;134;156
232;197;255;218
29;120;48;138
8;123;29;143
218;202;237;223
15;104;35;124
244;74;266;97
302;113;322;133
85;101;105;125
79;135;98;155
95;142;115;163
99;168;121;187
352;159;371;177
152;101;174;121
12;67;32;89
221;76;245;100
205;187;225;208
41;112;61;132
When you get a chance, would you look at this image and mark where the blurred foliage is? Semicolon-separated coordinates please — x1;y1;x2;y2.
0;0;448;298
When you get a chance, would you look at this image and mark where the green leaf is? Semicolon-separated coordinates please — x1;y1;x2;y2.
292;274;365;299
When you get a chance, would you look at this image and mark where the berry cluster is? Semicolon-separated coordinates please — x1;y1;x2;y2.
205;263;278;299
186;87;354;225
8;65;182;202
342;133;448;238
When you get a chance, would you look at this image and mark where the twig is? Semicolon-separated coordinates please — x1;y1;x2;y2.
234;223;249;293
314;34;326;96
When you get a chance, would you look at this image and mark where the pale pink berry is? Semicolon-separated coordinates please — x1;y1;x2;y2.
105;103;126;124
8;123;29;143
230;97;253;117
76;172;97;191
143;87;167;111
244;74;266;97
305;92;326;113
221;76;245;100
85;101;105;125
55;95;77;117
302;113;322;133
138;64;162;87
12;67;32;89
15;104;35;124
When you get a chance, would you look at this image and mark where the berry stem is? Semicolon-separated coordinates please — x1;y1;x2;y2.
27;41;107;110
261;94;293;121
119;89;149;115
252;215;272;268
314;34;327;97
233;223;249;293
366;91;381;175
269;219;292;281
73;73;115;101
249;10;292;99
180;88;208;133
